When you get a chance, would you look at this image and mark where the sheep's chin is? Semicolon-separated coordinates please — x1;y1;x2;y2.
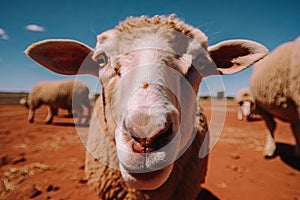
120;164;173;190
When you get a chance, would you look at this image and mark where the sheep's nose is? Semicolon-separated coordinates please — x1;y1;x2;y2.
125;108;177;153
127;107;151;128
128;123;174;153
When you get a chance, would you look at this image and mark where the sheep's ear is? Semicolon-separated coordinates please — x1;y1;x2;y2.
208;39;268;74
25;39;99;76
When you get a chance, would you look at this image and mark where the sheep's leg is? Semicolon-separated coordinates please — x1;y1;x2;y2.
291;122;300;157
75;106;83;124
237;107;243;120
262;113;276;158
83;103;92;124
28;109;35;123
45;106;54;124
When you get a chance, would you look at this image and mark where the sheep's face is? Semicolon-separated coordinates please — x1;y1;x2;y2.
19;97;29;108
93;28;208;190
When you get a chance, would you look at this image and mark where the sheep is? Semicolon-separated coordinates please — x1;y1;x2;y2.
250;36;300;158
25;14;267;199
20;80;91;124
235;88;256;121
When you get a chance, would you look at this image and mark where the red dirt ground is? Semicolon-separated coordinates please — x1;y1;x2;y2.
0;100;299;200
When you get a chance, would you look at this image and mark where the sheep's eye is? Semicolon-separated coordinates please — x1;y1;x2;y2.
96;54;108;68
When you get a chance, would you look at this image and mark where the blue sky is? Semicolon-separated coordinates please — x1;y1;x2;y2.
0;0;299;96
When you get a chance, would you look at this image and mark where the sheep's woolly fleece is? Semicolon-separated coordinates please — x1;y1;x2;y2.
114;14;208;49
251;36;300;108
24;80;90;123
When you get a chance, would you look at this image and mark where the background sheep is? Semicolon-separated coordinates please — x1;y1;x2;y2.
20;80;91;124
25;15;267;199
250;36;300;158
235;88;256;121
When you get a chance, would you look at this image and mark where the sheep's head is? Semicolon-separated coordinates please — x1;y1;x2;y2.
94;27;208;190
236;89;255;117
25;15;268;190
19;97;29;108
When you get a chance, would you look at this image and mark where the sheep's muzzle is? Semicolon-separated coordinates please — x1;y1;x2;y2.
127;112;177;153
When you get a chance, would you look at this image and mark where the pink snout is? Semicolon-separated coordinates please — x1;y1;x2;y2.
124;106;179;153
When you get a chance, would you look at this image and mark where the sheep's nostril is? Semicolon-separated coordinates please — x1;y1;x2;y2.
129;130;140;143
150;125;174;150
129;124;175;153
129;130;148;148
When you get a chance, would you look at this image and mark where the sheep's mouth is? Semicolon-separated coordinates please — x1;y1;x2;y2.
119;152;173;173
116;120;181;174
130;124;175;153
120;163;174;190
128;166;169;180
118;133;180;174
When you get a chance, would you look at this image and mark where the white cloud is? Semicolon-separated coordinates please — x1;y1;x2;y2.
1;34;9;40
0;28;9;40
25;24;45;32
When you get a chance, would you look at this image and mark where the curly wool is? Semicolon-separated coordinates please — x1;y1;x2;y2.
28;80;89;108
115;14;208;49
251;36;300;109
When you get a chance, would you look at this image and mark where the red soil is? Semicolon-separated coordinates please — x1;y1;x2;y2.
0;100;299;199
